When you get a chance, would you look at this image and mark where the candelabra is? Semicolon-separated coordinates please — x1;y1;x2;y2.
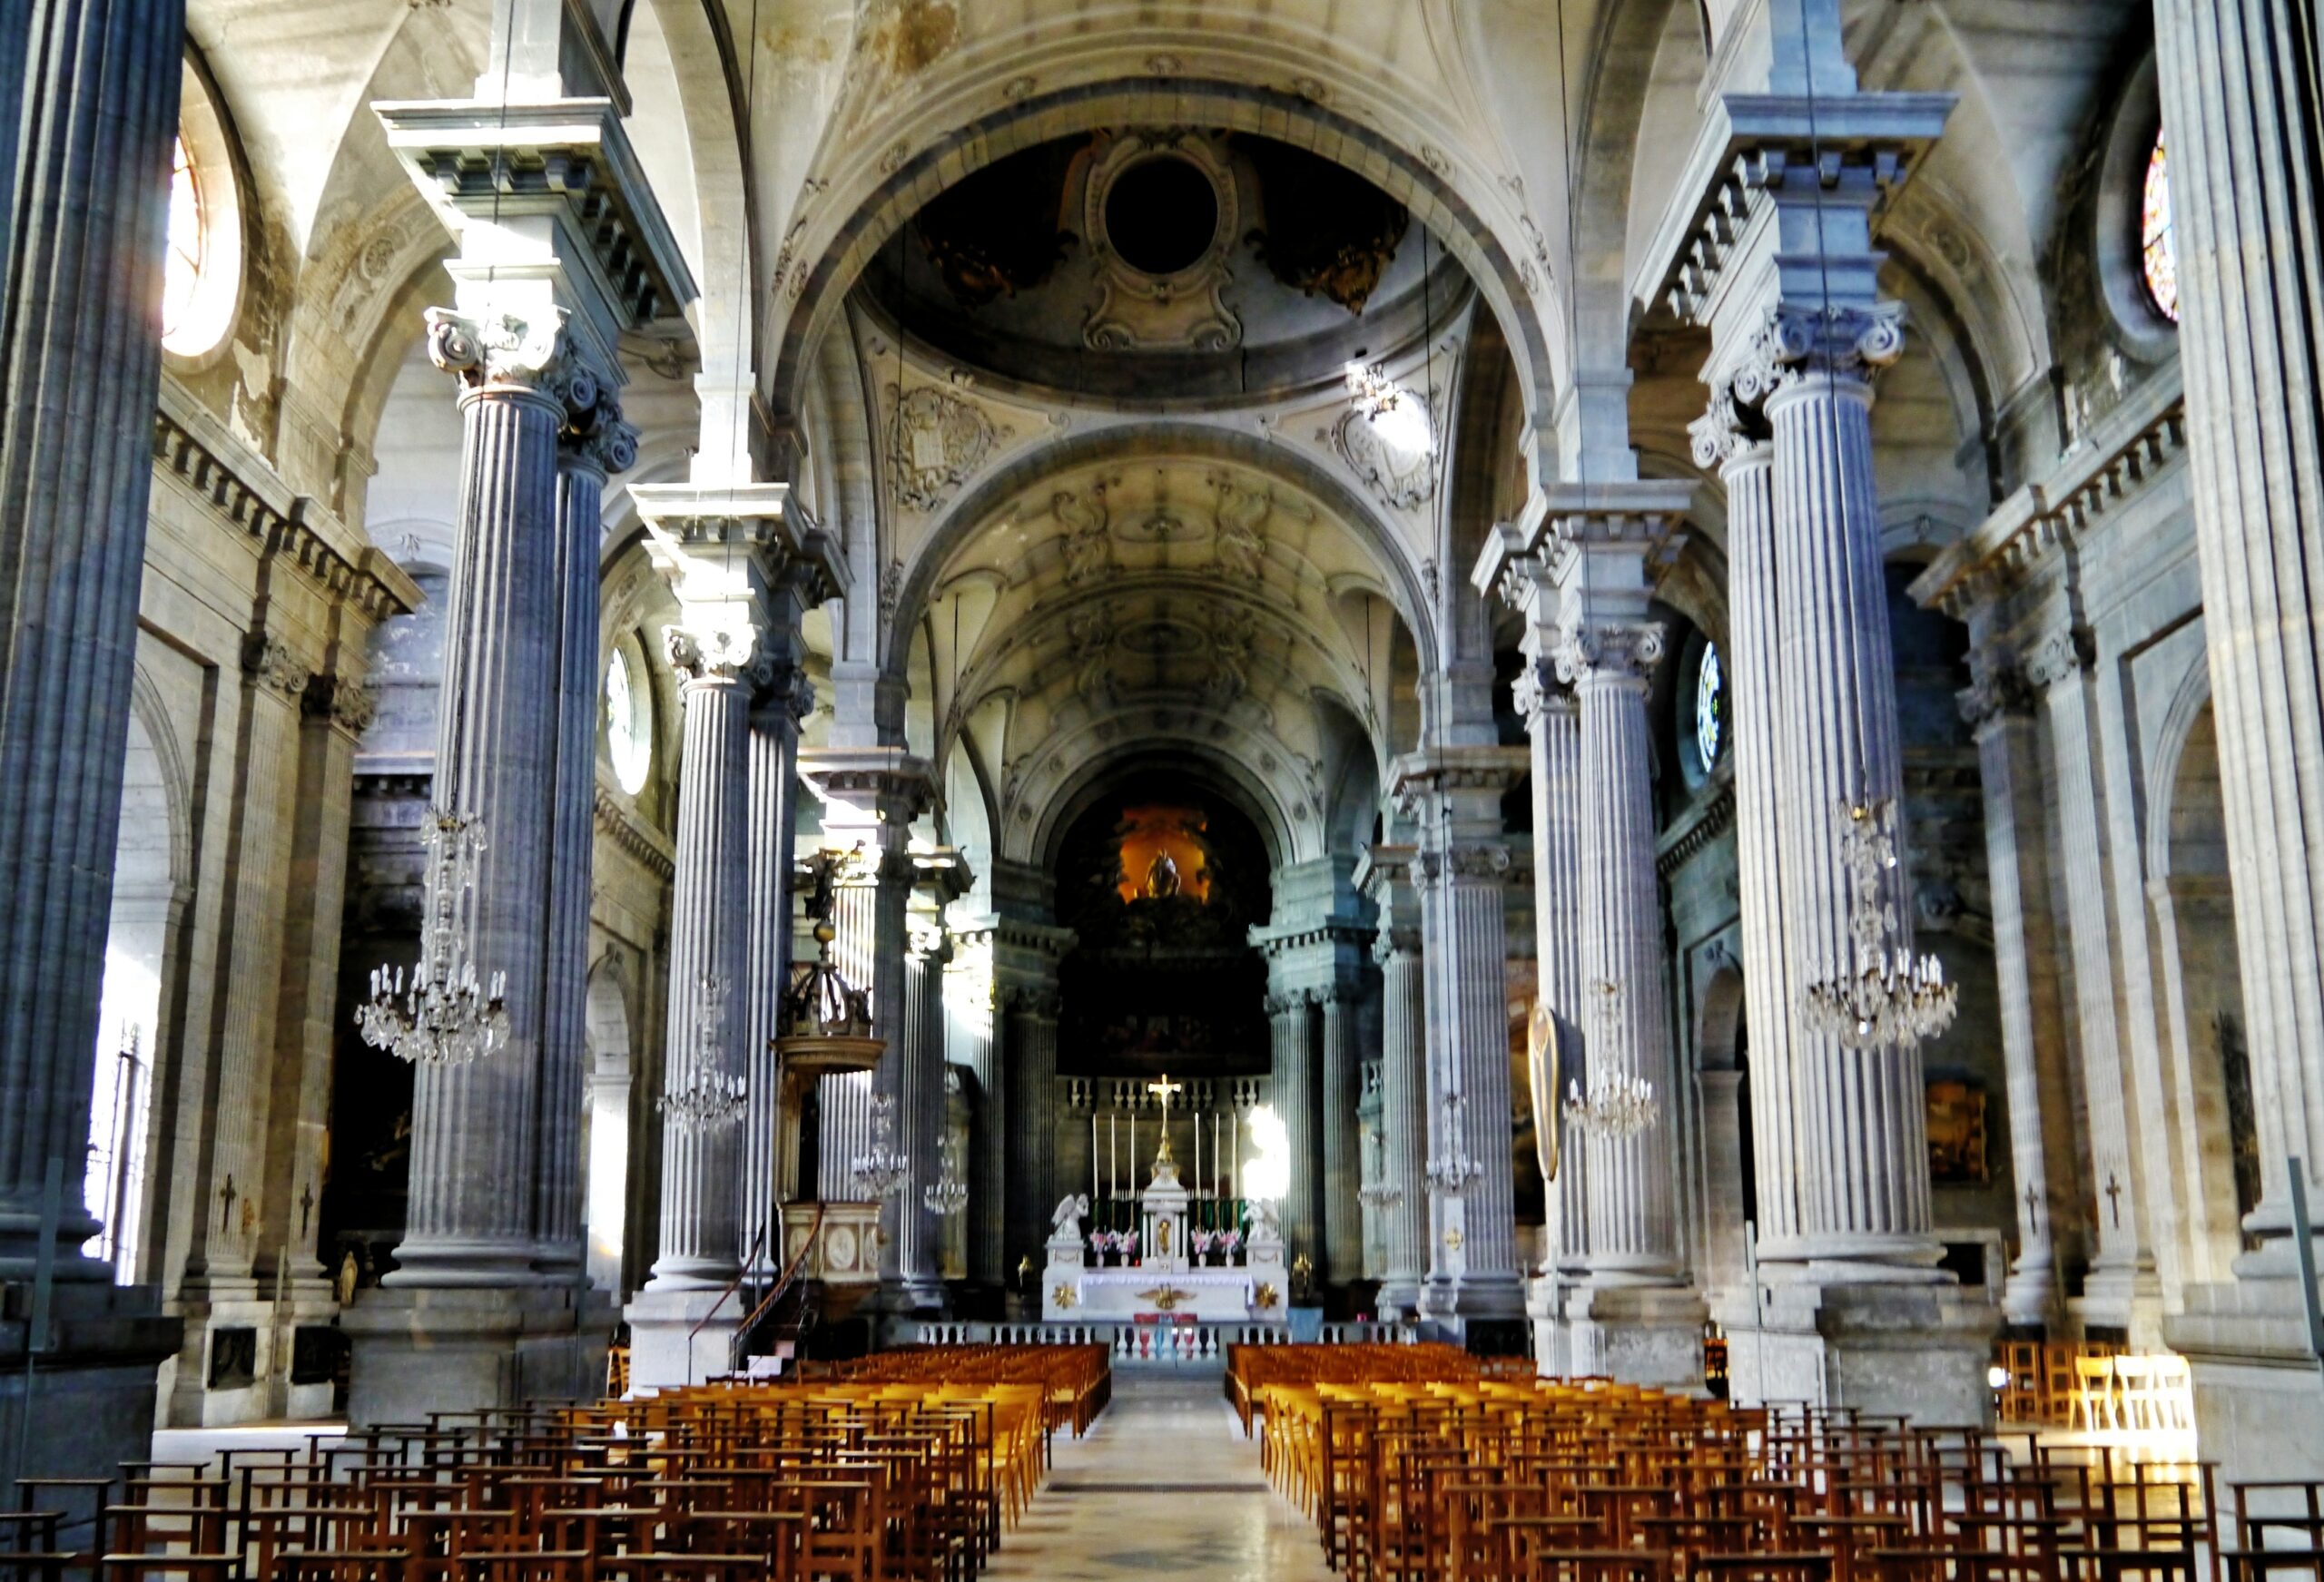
1562;1073;1660;1141
1799;799;1959;1050
1357;1178;1407;1211
356;807;509;1066
852;1092;910;1201
924;1133;970;1217
658;974;747;1131
1424;1092;1485;1194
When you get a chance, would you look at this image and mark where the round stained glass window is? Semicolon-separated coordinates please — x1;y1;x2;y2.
2142;133;2180;324
1694;642;1726;770
606;646;652;795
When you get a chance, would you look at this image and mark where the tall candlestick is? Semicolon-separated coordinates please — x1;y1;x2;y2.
1194;1111;1201;1208
1108;1114;1117;1203
1129;1112;1137;1185
1092;1112;1098;1207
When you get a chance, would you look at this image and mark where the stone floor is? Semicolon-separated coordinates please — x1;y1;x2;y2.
984;1372;1335;1580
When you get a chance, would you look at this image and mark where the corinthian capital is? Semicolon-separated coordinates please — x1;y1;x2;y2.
241;633;311;697
664;620;773;688
2025;625;2095;692
1554;622;1666;686
1755;300;1908;387
1511;656;1576;728
560;383;639;477
1955;650;2034;730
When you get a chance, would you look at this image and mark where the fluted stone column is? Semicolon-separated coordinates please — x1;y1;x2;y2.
390;312;595;1287
892;859;965;1312
1265;991;1321;1265
624;628;753;1387
1517;674;1590;1285
1358;848;1429;1316
2154;0;2324;1479
2028;623;2153;1328
627;483;841;1284
1393;748;1526;1324
1688;426;1807;1264
0;0;187;1480
944;932;1004;1288
1958;652;2076;1326
1002;986;1061;1283
1321;986;1364;1286
740;665;810;1272
536;396;635;1281
1755;304;1945;1278
1560;622;1683;1286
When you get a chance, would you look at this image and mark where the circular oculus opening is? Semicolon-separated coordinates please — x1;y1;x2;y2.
1104;156;1220;276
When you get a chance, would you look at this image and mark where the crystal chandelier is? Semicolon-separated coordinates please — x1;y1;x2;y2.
852;1091;910;1201
1344;359;1403;418
923;1132;969;1217
355;807;509;1066
1799;799;1959;1050
1357;1178;1406;1211
1423;1092;1484;1194
658;974;746;1131
1562;1073;1660;1141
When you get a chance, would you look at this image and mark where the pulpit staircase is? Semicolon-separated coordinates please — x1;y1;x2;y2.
726;1205;823;1375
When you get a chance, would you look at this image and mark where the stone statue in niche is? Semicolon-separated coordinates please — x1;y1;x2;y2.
1145;850;1181;899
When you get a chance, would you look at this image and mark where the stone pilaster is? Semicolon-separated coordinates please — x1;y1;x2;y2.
1356;847;1429;1317
1391;747;1527;1323
1958;650;2075;1327
2027;622;2154;1331
741;660;811;1272
2155;0;2324;1481
891;853;968;1312
1002;983;1063;1282
1516;673;1590;1283
943;931;1004;1288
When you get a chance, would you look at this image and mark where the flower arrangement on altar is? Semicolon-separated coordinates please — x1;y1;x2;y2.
1216;1227;1243;1266
1120;1230;1139;1265
1191;1227;1214;1261
1088;1229;1116;1264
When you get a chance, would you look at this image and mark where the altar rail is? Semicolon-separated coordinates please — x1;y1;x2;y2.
911;1320;1419;1368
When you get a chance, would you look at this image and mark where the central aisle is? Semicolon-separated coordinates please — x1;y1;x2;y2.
985;1371;1336;1581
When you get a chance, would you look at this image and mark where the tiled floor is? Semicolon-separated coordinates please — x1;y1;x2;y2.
984;1372;1335;1580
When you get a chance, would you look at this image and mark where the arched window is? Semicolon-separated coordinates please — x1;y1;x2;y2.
162;66;242;359
2142;132;2180;324
606;644;653;795
1693;642;1726;771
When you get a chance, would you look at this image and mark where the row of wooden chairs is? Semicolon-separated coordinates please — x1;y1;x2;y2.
1235;1345;2324;1582
2;1345;1106;1582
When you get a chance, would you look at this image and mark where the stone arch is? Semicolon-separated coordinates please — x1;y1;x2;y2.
767;78;1562;465
2144;662;2256;1278
1030;739;1302;876
886;422;1441;683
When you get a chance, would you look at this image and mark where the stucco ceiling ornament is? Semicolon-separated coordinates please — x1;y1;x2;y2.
1055;487;1116;585
1211;475;1269;578
1067;604;1116;706
1082;133;1242;353
1328;391;1436;512
889;384;997;513
1206;604;1257;708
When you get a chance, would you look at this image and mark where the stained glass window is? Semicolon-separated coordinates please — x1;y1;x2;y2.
2142;133;2180;324
606;646;652;795
162;135;204;349
1694;642;1726;770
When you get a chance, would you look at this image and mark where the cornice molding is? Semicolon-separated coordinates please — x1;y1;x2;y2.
1656;776;1736;880
152;378;420;625
1911;368;2188;620
594;784;675;881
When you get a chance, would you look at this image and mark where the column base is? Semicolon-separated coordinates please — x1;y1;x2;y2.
2001;1252;2060;1330
1716;1280;1998;1425
1376;1274;1423;1322
0;1281;180;1490
1566;1283;1709;1390
2163;1276;2324;1486
159;1275;341;1427
625;1287;745;1390
2072;1259;2165;1347
343;1282;614;1427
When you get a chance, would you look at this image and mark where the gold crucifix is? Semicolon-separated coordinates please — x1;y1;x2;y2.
1147;1072;1183;1164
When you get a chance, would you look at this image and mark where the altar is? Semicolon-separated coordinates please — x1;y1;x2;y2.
1042;1077;1285;1322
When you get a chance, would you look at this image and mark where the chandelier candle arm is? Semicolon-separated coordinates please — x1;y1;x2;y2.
355;808;511;1067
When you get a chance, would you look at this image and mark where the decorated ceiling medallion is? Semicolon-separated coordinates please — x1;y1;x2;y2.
1328;388;1436;512
1084;134;1242;352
